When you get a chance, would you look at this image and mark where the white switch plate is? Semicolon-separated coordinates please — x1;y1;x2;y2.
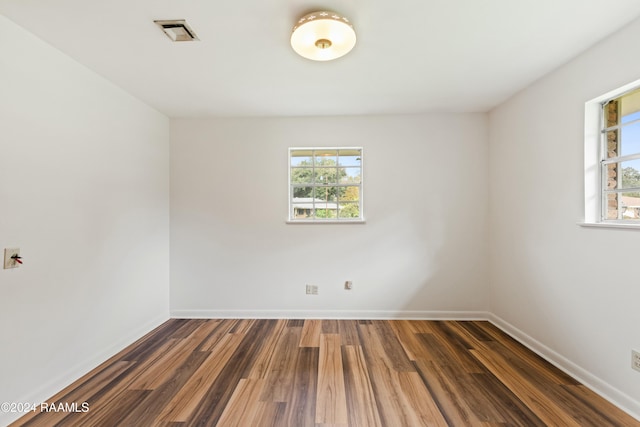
4;248;21;269
306;284;318;295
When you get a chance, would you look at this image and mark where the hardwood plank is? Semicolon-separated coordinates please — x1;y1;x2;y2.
467;321;579;385
321;319;340;334
117;350;211;427
215;379;266;426
342;345;382;427
187;319;227;342
316;334;348;425
562;384;640;426
283;346;318;426
416;354;527;426
185;319;281;426
427;321;486;374
228;318;256;335
170;319;208;339
197;319;238;351
454;320;495;342
71;339;179;402
60;389;151;427
299;319;322;347
286;319;305;327
358;321;414;372
397;370;450;426
337;319;360;346
216;379;285;427
157;333;244;423
463;327;622;426
258;401;288;427
469;347;584;426
406;319;437;334
246;319;287;380
21;322;220;425
388;320;428;361
260;322;302;400
365;361;448;427
413;358;489;426
128;337;204;390
466;371;547;426
78;321;226;425
119;319;191;362
47;338;202;426
12;360;132;427
357;323;447;426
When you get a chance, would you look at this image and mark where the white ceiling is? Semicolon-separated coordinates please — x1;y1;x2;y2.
2;0;640;118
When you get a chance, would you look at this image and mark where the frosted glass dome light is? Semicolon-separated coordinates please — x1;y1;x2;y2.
291;11;356;61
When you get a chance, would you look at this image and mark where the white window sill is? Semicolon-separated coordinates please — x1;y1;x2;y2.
578;221;640;230
286;219;366;225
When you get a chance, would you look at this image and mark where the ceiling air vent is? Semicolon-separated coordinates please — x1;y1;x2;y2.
154;20;199;42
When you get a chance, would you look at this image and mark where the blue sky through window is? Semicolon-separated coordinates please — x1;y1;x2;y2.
621;116;640;157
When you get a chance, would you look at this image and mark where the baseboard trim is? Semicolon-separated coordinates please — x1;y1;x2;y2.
0;313;170;426
488;313;640;422
170;309;491;320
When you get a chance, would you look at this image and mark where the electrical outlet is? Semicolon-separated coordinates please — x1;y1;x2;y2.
3;248;21;269
344;281;353;290
633;350;640;373
306;284;318;295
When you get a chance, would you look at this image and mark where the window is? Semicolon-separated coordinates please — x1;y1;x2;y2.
600;87;640;222
288;147;363;222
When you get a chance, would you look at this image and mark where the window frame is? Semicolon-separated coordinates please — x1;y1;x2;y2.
598;86;640;224
287;147;364;224
582;79;640;229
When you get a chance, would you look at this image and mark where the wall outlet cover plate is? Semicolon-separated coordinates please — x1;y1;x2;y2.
4;248;20;269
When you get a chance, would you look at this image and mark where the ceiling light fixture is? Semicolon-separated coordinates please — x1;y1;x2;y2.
290;11;356;61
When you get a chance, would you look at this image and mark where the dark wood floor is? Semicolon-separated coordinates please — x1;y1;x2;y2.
11;319;640;426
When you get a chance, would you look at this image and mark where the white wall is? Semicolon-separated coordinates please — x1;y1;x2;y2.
0;15;170;425
489;17;640;417
6;4;638;423
170;115;489;318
